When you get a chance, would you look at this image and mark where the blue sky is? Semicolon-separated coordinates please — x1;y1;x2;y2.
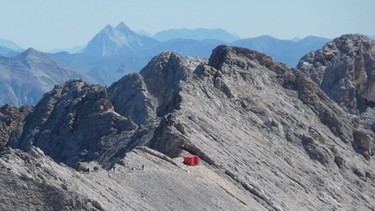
1;0;374;51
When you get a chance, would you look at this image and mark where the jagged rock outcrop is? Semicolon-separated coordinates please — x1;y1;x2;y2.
297;34;375;160
107;51;203;124
108;73;157;125
8;80;139;168
3;44;375;210
297;34;375;113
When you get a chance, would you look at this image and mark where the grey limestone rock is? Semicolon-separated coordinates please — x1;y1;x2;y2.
3;43;375;210
298;34;375;160
8;80;138;168
298;34;375;113
0;104;31;150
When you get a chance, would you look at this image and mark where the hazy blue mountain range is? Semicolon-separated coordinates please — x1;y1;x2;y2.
0;39;23;56
1;22;356;89
0;46;19;56
232;35;331;67
0;48;96;106
143;38;226;58
46;22;333;86
153;28;240;42
49;45;86;54
0;38;23;51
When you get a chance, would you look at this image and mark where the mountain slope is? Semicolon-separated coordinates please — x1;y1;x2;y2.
0;48;96;106
4;41;375;210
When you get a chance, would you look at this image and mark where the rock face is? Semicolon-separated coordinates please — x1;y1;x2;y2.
297;34;375;161
9;80;138;168
3;43;375;210
0;48;96;106
0;104;31;149
297;34;375;113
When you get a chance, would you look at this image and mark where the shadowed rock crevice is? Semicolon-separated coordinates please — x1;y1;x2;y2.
0;104;31;150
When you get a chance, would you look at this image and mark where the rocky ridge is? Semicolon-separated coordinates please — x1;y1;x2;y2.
2;35;375;210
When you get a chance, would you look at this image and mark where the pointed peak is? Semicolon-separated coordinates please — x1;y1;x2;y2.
115;22;131;32
17;48;44;58
102;24;115;33
24;47;39;53
104;24;113;29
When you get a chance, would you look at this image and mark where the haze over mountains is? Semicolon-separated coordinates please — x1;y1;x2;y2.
0;39;23;56
1;34;375;210
153;28;240;42
1;22;331;87
50;22;331;85
0;22;372;107
0;38;23;51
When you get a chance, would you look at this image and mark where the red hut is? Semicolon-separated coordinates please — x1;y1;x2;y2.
183;155;199;166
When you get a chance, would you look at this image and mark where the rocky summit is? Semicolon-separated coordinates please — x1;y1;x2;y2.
1;35;375;210
298;34;375;114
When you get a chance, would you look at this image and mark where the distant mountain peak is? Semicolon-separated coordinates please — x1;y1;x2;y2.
115;22;131;32
103;24;114;32
16;48;45;60
84;22;158;57
23;47;41;54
